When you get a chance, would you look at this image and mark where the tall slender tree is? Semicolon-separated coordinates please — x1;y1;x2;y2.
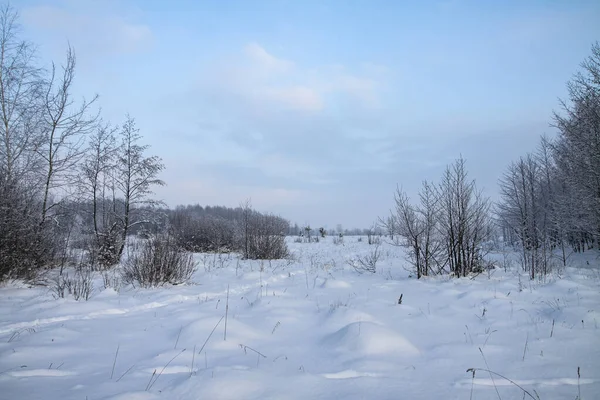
114;116;165;260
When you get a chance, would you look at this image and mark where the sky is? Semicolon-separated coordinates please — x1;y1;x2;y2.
14;0;600;229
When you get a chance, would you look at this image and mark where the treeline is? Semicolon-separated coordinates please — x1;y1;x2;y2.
496;42;600;279
166;202;289;259
287;224;384;238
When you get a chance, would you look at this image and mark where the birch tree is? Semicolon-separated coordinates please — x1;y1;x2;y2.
38;46;98;224
438;157;491;277
0;4;42;182
114;116;165;260
552;41;600;248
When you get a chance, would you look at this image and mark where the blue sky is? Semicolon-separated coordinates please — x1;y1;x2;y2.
15;0;600;228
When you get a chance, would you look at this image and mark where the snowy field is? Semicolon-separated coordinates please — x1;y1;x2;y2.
0;237;599;400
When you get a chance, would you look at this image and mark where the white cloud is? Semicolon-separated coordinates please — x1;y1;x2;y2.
21;5;153;55
244;43;293;73
211;42;386;114
264;85;324;111
333;75;380;107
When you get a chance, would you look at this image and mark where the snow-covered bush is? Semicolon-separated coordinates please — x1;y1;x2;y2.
122;233;196;288
347;243;382;273
51;268;93;301
0;175;55;282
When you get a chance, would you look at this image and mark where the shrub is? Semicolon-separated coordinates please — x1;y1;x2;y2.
170;210;235;253
122;233;196;288
95;228;123;270
51;268;93;301
347;243;382;274
102;271;121;292
168;203;290;260
0;175;54;282
244;213;289;260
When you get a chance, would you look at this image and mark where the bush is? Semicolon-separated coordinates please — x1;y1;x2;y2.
170;211;235;253
122;233;197;288
0;175;54;282
168;203;290;260
51;268;93;301
347;243;381;274
92;227;123;270
244;213;289;260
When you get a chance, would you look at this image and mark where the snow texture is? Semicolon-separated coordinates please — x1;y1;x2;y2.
0;237;599;399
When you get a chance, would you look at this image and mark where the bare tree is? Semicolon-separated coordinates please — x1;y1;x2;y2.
239;198;252;258
114;115;165;260
38;46;98;224
552;41;600;249
79;122;121;267
0;6;53;281
304;225;312;243
81;122;118;238
494;43;600;275
438;157;491;277
0;4;43;183
418;180;445;276
382;182;444;279
382;187;426;277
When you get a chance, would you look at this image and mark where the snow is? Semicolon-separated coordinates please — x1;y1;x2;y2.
0;237;599;400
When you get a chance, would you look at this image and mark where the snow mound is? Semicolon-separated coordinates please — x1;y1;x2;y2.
322;369;381;379
322;279;352;289
321;321;419;357
8;368;75;377
101;392;160;400
179;316;261;347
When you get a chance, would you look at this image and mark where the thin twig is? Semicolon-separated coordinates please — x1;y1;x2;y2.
466;368;539;400
147;349;186;391
110;344;120;380
116;364;135;382
224;285;229;341
522;333;529;361
465;325;474;345
145;370;156;391
577;366;581;400
199;316;224;355
174;326;183;349
190;345;196;377
239;344;267;358
469;368;475;400
483;329;497;348
479;347;501;400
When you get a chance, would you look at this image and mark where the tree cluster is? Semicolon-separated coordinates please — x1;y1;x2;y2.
383;157;492;279
497;42;600;278
167;201;290;260
0;6;164;280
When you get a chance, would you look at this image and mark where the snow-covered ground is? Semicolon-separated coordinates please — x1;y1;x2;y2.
1;237;599;400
